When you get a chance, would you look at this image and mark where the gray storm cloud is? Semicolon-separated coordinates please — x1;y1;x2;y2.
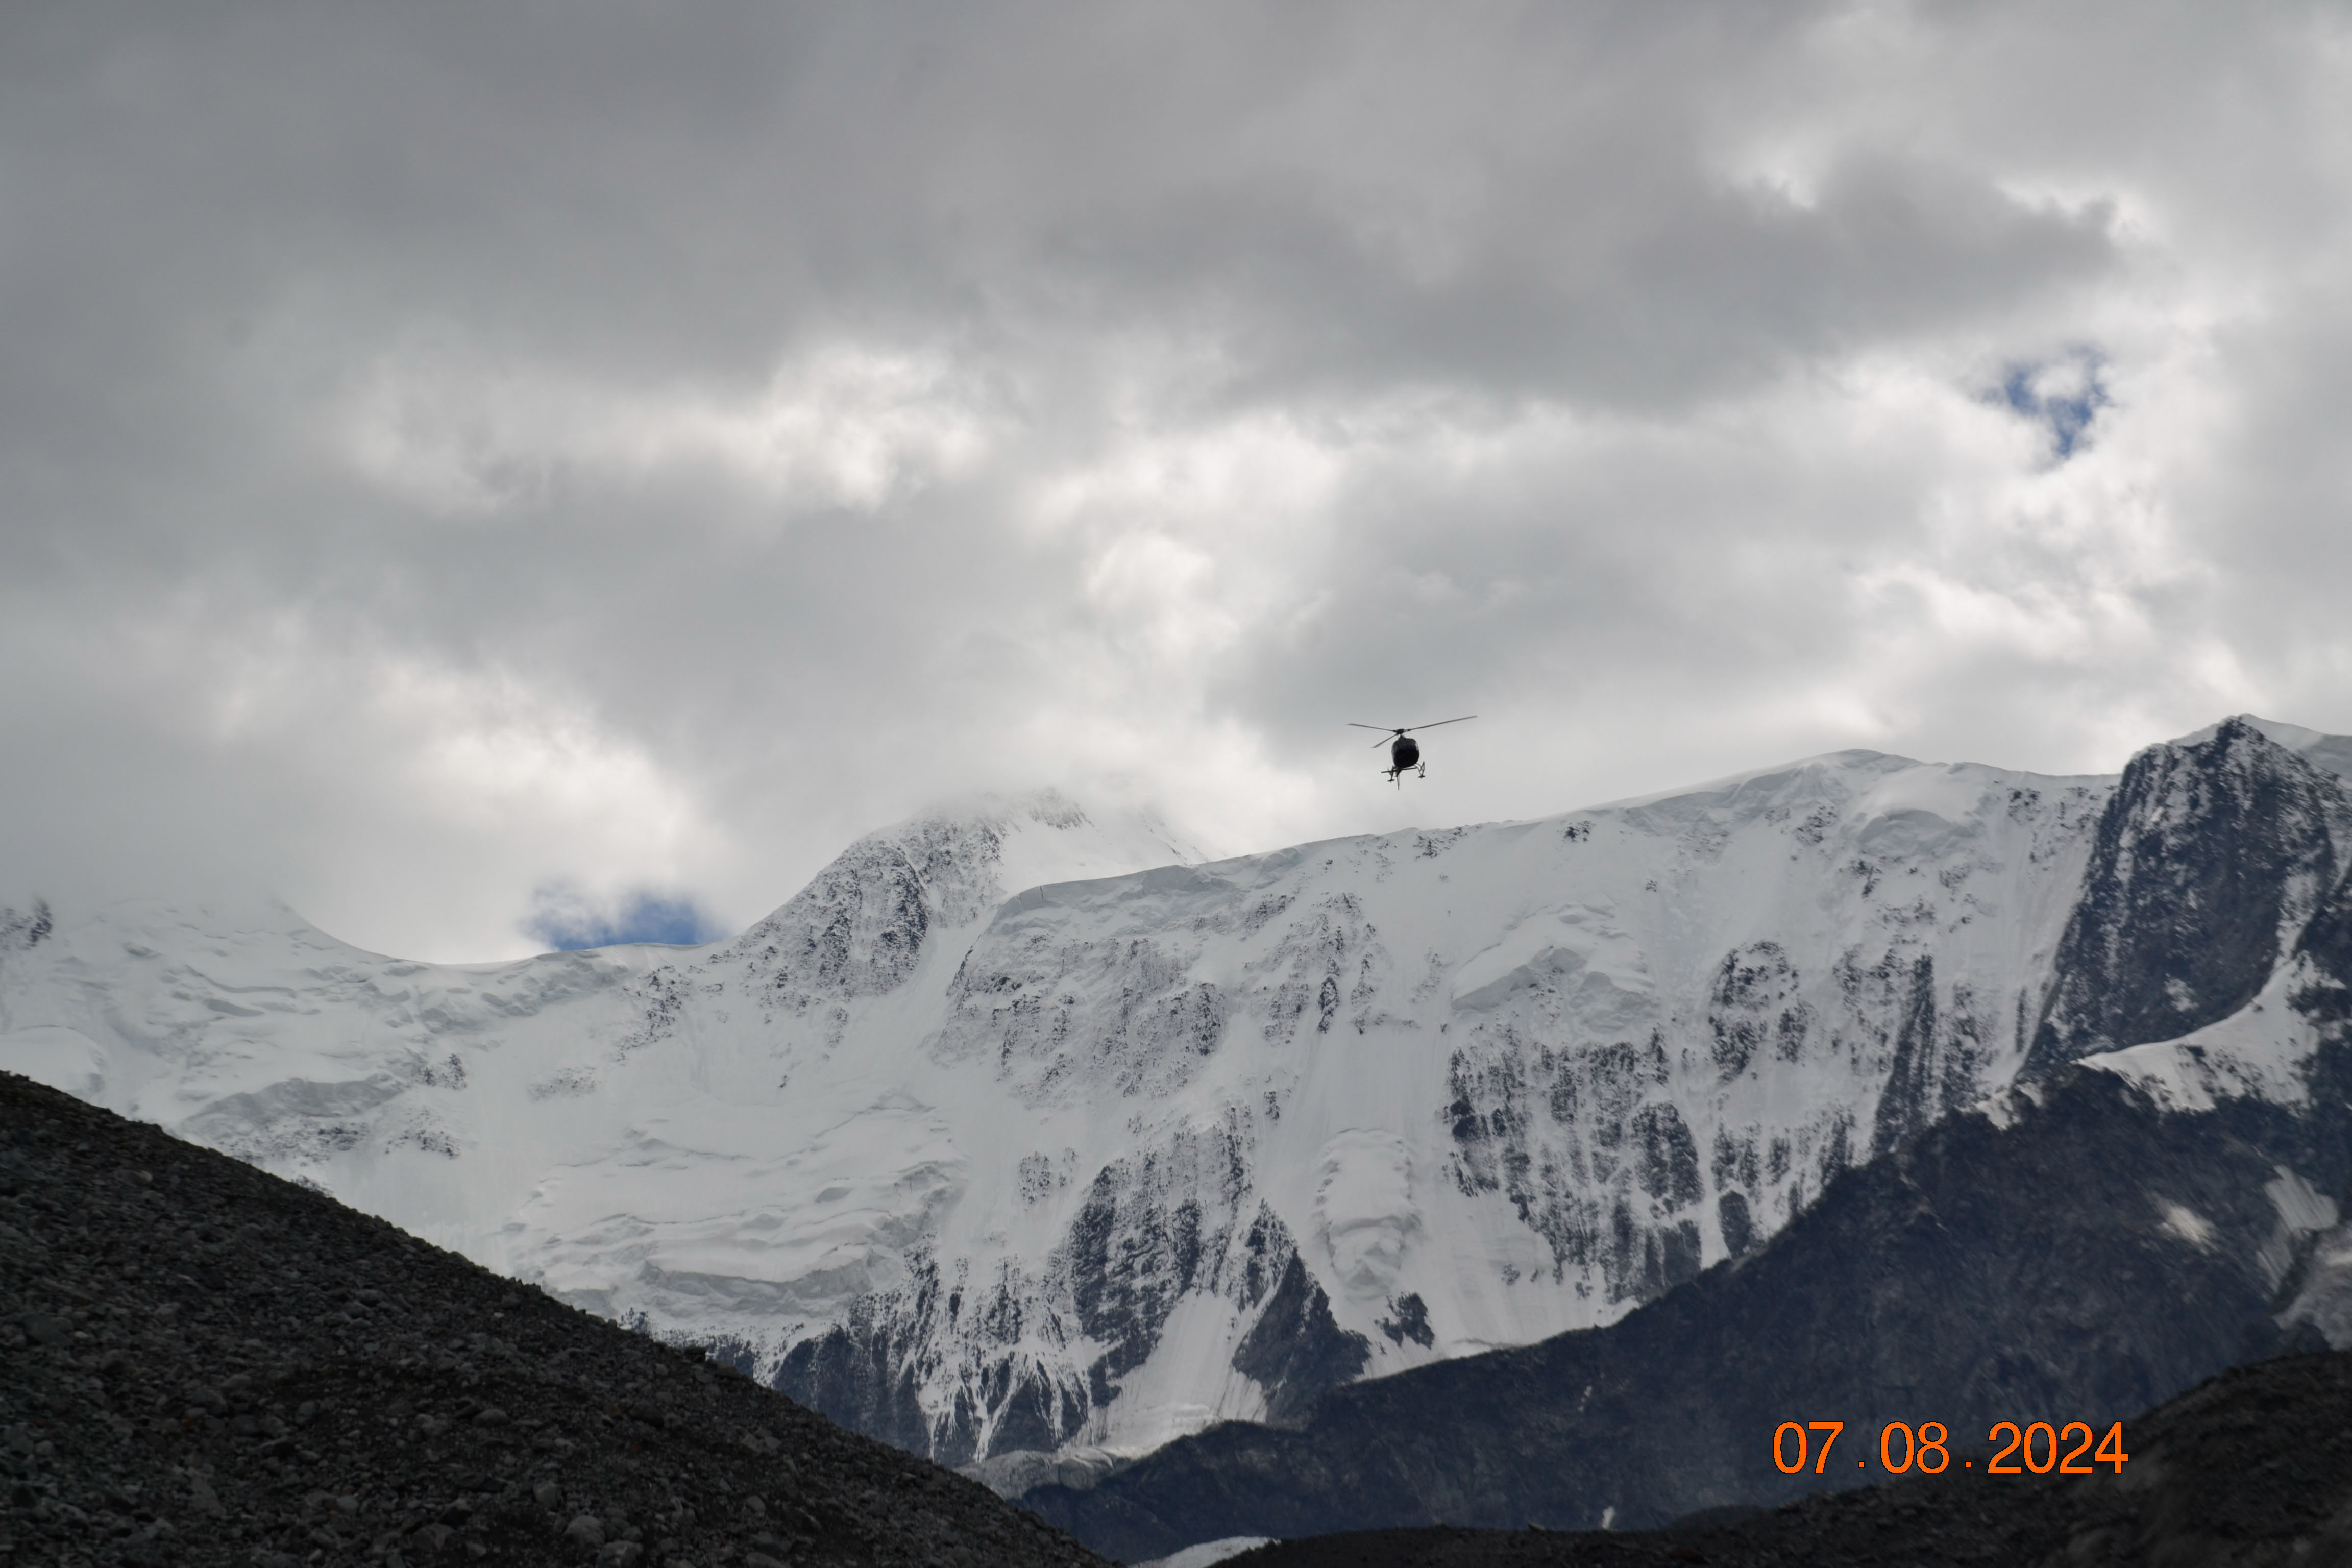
2;2;2349;958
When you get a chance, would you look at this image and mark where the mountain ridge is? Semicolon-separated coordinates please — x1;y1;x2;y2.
0;719;2335;1497
1021;715;2352;1557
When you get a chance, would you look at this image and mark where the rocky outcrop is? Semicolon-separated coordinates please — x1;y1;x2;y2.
1440;921;2012;1314
1867;953;1995;1158
936;915;1232;1105
771;1119;1325;1469
1229;1255;1370;1426
2028;718;2351;1075
724;812;1015;1019
0;901;52;955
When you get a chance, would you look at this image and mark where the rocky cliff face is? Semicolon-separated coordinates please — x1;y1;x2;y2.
1022;720;2352;1559
751;747;2120;1475
2027;716;2352;1074
1023;1047;2352;1559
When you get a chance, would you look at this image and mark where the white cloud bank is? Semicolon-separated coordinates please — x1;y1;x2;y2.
3;1;2351;958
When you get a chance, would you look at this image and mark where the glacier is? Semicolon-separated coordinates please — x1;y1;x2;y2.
5;723;2344;1484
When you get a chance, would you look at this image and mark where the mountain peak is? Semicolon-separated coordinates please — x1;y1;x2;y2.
2168;713;2352;782
712;787;1208;1017
892;786;1209;894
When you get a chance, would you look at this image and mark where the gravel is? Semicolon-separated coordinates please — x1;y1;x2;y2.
0;1070;1109;1568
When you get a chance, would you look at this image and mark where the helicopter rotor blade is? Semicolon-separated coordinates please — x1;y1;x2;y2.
1345;723;1397;733
1395;715;1476;734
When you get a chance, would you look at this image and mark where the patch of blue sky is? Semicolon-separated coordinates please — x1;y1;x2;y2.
1995;346;2109;461
525;883;726;950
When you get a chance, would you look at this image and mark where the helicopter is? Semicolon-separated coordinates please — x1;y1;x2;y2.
1350;715;1476;785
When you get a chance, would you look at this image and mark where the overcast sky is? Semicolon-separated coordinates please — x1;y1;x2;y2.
6;1;2352;960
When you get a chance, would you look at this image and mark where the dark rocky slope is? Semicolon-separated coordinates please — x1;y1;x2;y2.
1227;1347;2352;1566
0;1071;1107;1568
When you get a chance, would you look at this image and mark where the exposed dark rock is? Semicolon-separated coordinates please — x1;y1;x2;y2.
775;1124;1284;1471
1023;1054;2352;1561
1630;1104;1702;1210
0;901;51;952
2028;718;2350;1075
2294;853;2352;1026
1868;955;1942;1157
1704;943;1800;1080
0;1070;1105;1568
771;1316;938;1461
1066;1165;1211;1385
1713;1192;1753;1260
733;818;996;1009
1229;1256;1371;1426
1375;1295;1433;1351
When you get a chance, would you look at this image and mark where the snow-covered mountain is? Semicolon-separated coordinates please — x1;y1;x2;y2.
1029;714;2352;1555
4;722;2343;1487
